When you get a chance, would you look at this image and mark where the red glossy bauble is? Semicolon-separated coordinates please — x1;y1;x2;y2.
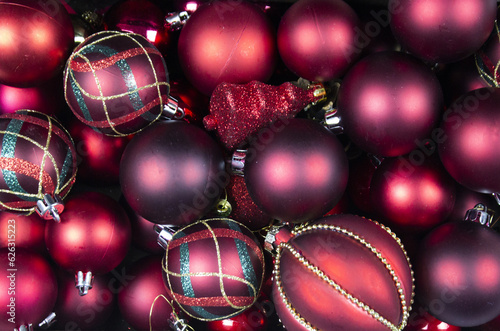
0;211;46;252
68;119;131;186
438;87;500;194
178;0;277;96
0;110;77;215
120;120;226;225
64;30;169;136
206;301;269;331
405;303;461;331
0;0;74;87
277;0;361;82
45;192;131;275
272;214;414;330
244;118;349;223
0;247;57;330
337;51;443;157
416;221;500;327
53;272;115;330
370;156;456;234
389;0;497;64
118;255;175;331
163;218;265;321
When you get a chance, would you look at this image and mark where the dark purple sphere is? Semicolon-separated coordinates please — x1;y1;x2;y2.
244;118;348;223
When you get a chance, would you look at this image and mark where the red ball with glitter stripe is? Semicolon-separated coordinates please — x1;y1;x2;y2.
163;218;265;321
64;30;169;136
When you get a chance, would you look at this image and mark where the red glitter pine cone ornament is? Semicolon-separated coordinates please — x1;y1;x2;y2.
162;218;265;321
272;214;414;330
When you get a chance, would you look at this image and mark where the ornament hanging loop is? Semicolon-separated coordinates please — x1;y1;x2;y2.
162;96;185;120
36;194;64;222
464;203;495;227
155;224;177;249
38;312;56;329
230;149;247;176
323;107;344;134
75;271;94;296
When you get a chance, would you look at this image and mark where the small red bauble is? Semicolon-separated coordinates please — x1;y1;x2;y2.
370;156;456;234
120;120;226;225
438;87;500;194
118;255;176;331
272;214;414;330
0;248;58;330
206;301;269;331
389;0;497;64
0;211;46;252
244;118;349;223
277;0;361;82
163;218;265;321
416;221;500;327
337;51;443;157
64;30;170;136
178;0;277;96
0;0;74;86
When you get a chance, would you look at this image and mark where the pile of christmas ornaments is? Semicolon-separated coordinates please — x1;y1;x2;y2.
0;0;500;330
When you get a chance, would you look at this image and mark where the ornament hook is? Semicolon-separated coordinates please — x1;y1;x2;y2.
323;107;344;134
155;224;177;249
464;203;495;227
35;194;64;222
38;312;56;329
165;11;190;31
162;96;185;120
230;149;247;176
15;325;33;331
75;271;94;296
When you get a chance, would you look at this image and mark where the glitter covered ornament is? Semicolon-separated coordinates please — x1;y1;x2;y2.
64;30;171;136
271;214;414;331
203;81;325;150
163;218;265;321
0;110;77;220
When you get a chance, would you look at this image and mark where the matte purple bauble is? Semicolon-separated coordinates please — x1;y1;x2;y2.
337;51;443;157
389;0;497;64
244;118;348;223
416;221;500;327
438;87;500;194
277;0;361;82
120;120;226;225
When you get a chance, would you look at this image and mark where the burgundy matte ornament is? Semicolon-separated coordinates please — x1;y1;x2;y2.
244;118;349;223
0;0;74;87
0;247;58;330
120;120;226;226
389;0;497;64
271;214;414;330
416;220;500;327
0;211;46;252
337;51;443;157
370;156;456;234
277;0;362;82
45;192;131;295
163;218;265;321
438;87;500;195
178;0;277;96
64;30;171;136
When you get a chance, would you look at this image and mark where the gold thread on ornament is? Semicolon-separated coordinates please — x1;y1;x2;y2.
149;294;194;331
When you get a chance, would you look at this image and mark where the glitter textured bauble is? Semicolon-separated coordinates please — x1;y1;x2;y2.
244;118;349;223
0;0;74;86
0;110;77;215
0;248;58;330
178;0;277;95
277;0;361;82
163;218;265;321
438;87;500;194
0;211;46;252
120;120;226;225
64;30;170;136
337;51;443;157
272;214;414;331
416;221;500;327
389;0;497;64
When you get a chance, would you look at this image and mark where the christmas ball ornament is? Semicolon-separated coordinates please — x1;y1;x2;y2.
0;211;46;252
277;0;362;82
0;247;58;330
272;214;414;330
405;303;461;331
45;192;131;295
370;156;456;234
0;0;74;86
206;301;269;331
337;51;443;157
163;218;265;321
438;87;500;195
53;273;115;330
64;30;170;136
389;0;497;64
0;110;77;220
118;255;178;331
178;0;277;96
244;118;349;223
416;220;500;327
120;120;226;225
